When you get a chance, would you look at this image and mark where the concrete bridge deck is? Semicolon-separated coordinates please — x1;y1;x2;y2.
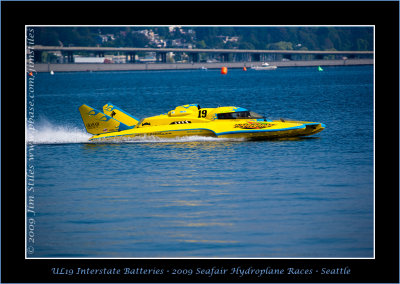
33;59;373;73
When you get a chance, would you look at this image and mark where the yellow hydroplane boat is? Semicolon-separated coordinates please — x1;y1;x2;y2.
79;103;325;141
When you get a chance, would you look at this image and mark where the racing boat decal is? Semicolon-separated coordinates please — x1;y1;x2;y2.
234;122;273;129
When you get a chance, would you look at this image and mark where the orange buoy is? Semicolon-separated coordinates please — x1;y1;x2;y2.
221;67;228;75
243;66;247;71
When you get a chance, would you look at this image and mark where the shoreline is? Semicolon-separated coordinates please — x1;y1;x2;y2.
33;59;373;73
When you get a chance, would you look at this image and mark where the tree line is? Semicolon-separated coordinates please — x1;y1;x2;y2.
32;26;373;51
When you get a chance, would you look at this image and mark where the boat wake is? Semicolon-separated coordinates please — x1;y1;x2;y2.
27;120;241;145
101;135;238;144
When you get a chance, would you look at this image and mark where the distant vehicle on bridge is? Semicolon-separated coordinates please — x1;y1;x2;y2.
74;57;105;63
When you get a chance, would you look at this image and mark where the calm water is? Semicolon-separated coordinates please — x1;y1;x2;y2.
27;66;374;258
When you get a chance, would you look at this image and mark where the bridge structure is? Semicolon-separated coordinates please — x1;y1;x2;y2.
31;45;373;64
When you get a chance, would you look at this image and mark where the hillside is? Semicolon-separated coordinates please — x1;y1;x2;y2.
33;26;373;51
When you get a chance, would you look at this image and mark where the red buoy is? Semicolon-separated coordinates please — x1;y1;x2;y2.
221;67;228;75
243;67;247;71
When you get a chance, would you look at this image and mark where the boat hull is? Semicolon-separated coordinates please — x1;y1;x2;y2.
88;121;325;142
89;128;216;141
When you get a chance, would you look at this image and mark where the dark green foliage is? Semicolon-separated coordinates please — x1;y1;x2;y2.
32;26;373;51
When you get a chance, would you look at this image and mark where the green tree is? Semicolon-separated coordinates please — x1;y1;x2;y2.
196;40;206;49
238;41;255;50
266;41;293;50
125;33;149;47
35;27;60;46
356;38;370;51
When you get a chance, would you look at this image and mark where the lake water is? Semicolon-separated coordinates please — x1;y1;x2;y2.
26;66;374;258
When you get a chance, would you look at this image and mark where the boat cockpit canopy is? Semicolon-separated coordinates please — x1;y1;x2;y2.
216;111;265;119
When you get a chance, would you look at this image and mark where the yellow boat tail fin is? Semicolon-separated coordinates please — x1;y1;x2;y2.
79;104;132;135
103;103;139;127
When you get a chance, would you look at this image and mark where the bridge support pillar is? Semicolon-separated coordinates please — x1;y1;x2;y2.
66;52;74;63
283;54;292;61
127;52;136;63
221;53;229;62
251;53;261;62
261;53;269;62
189;53;199;63
157;52;167;63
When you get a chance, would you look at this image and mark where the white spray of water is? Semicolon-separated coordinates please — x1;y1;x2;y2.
28;119;91;144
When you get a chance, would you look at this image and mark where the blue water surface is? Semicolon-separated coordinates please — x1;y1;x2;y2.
27;66;374;258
